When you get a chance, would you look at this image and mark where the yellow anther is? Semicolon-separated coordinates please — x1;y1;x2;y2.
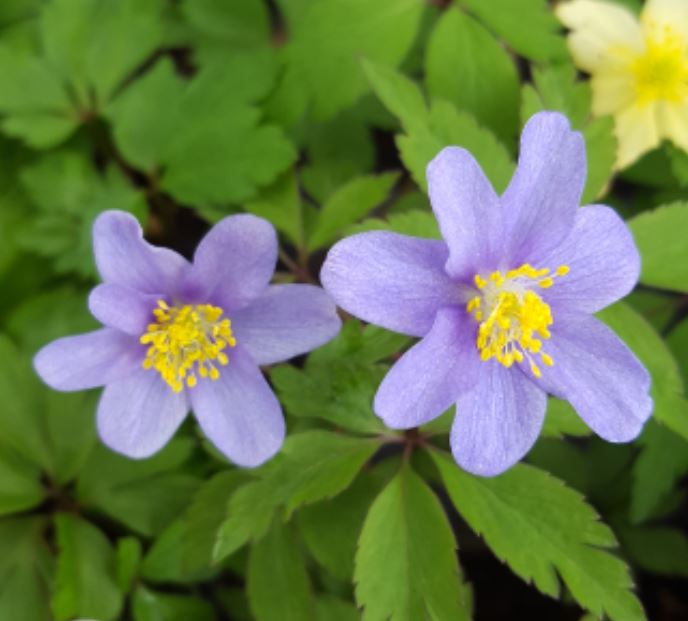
466;262;567;375
140;301;236;391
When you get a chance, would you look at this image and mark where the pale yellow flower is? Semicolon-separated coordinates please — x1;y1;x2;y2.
557;0;688;168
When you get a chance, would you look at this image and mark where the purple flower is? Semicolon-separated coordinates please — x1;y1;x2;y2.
321;111;652;477
35;211;341;467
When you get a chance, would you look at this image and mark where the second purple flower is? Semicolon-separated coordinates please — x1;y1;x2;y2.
321;111;653;477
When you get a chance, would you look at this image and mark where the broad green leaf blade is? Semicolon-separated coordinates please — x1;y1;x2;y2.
132;586;216;621
308;172;399;251
541;398;591;439
52;514;123;621
355;465;469;621
284;0;424;120
432;451;645;621
618;525;688;577
298;468;383;580
630;421;688;523
628;202;688;293
316;596;360;621
0;448;44;516
247;520;315;621
350;209;441;239
76;440;200;537
425;7;519;142
459;0;567;62
115;537;142;593
598;302;688;441
0;517;53;621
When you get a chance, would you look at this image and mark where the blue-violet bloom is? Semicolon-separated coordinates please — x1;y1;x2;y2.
321;111;652;477
35;211;341;466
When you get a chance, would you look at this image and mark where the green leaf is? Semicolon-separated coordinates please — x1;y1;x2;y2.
301;110;376;203
431;451;645;621
298;468;382;580
316;596;360;621
598;302;688;441
458;0;567;62
183;470;247;573
0;0;165;147
283;0;424;120
0;448;44;516
77;440;200;537
115;537;142;593
244;170;304;246
132;586;216;621
0;517;53;621
247;520;315;621
630;421;688;523
581;117;617;203
355;465;469;621
540;398;591;439
363;60;514;192
214;430;378;560
17;150;145;278
628;202;688;293
618;525;688;577
425;7;519;142
52;514;123;621
308;172;399;251
107;58;296;206
350;209;440;238
667;317;688;384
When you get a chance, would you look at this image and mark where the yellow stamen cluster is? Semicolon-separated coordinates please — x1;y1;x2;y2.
631;24;688;104
466;264;569;378
140;300;236;392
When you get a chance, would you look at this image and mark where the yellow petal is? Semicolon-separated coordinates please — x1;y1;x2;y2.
643;0;688;42
557;0;645;73
657;99;688;151
614;102;661;168
591;71;636;115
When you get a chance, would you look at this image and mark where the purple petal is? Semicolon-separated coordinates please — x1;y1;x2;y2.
533;205;640;314
89;283;160;336
93;211;189;296
230;284;341;366
427;147;502;279
451;363;547;477
374;308;480;429
536;314;652;442
188;346;285;467
34;328;142;391
502;112;586;265
183;214;277;312
320;232;460;337
97;370;189;459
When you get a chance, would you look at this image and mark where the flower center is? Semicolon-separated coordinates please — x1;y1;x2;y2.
631;26;688;104
466;264;569;378
140;300;236;392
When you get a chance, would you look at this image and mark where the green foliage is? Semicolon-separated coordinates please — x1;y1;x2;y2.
432;451;646;621
355;464;470;621
629;202;688;293
425;7;520;143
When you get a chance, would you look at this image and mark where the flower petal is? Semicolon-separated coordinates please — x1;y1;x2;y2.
89;283;160;336
321;232;460;337
536;314;652;442
97;371;189;459
34;328;142;391
591;71;636;116
374;308;480;429
557;0;644;73
534;205;640;314
502;112;587;265
658;100;688;152
427;147;502;279
644;0;688;41
183;214;277;312
451;363;547;477
93;211;189;296
615;102;660;169
230;284;341;366
189;346;285;467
